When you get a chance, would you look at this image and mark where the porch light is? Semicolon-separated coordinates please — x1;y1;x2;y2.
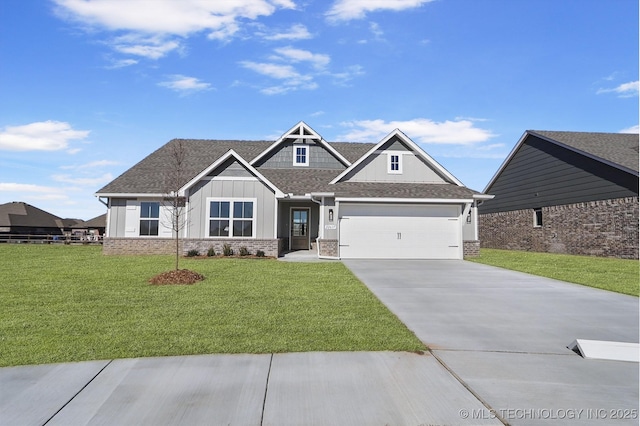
329;209;334;222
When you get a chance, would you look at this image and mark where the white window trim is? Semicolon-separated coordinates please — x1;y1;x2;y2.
205;197;257;238
293;144;309;167
533;208;543;227
387;152;403;174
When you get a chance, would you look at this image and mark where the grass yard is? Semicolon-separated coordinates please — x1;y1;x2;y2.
0;245;424;367
469;248;639;297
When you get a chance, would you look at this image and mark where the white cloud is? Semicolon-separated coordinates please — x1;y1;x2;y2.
0;183;72;202
52;173;114;186
158;75;213;94
326;0;434;22
240;60;317;94
111;34;182;59
330;64;365;85
0;121;90;151
620;124;639;134
273;47;330;69
105;58;139;69
597;80;639;97
263;23;312;40
60;160;120;170
338;118;497;145
54;0;296;59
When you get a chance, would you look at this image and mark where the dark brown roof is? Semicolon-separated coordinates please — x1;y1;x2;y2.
97;139;273;194
530;131;639;174
260;168;479;199
0;202;62;228
97;138;479;199
71;214;107;229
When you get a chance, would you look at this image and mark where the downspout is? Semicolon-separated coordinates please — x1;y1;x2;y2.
310;195;322;257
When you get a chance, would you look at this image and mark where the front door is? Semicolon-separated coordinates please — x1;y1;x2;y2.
291;208;310;250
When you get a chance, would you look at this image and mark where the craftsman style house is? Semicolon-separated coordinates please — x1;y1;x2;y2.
97;122;492;259
478;130;639;259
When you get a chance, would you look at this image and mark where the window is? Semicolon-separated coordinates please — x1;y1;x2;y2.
140;202;160;236
533;208;543;227
293;145;308;166
208;199;255;238
209;201;230;237
387;153;402;174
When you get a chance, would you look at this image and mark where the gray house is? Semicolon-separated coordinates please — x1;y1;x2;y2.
478;130;639;259
96;122;492;259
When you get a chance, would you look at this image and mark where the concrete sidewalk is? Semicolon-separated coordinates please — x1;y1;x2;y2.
0;352;500;426
344;260;639;425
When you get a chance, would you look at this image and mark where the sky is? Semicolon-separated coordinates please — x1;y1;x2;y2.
0;0;638;220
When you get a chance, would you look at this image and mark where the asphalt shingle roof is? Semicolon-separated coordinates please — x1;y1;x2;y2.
530;131;639;173
97;138;479;199
0;202;64;228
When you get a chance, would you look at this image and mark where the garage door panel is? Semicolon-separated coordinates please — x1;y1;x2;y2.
339;214;461;259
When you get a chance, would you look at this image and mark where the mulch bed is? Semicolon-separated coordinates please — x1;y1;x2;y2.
149;269;205;285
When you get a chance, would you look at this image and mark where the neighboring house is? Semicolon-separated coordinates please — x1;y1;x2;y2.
96;122;493;259
478;130;639;259
71;214;107;240
0;201;80;237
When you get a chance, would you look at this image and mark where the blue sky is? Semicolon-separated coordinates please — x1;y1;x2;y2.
1;0;637;220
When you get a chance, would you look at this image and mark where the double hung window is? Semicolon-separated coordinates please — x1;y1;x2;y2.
208;199;255;237
140;202;160;236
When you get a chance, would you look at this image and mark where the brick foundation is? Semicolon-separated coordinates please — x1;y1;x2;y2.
103;237;281;257
317;239;338;257
479;197;639;259
463;240;480;258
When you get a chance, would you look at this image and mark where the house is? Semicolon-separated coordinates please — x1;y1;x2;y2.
478;130;639;259
0;201;72;238
70;214;107;240
96;122;493;259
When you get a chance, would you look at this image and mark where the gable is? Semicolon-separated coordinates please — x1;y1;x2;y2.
208;158;253;178
253;139;347;170
336;135;448;183
331;131;463;186
479;134;639;214
250;121;350;170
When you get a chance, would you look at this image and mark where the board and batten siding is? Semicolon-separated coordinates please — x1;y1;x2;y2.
342;152;446;183
187;178;276;239
479;136;639;214
106;198;129;237
254;140;345;169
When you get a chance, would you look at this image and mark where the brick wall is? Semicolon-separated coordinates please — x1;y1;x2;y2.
317;239;338;257
479;197;639;259
463;240;480;258
103;237;281;257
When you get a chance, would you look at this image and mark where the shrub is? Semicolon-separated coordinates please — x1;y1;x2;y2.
186;249;200;257
207;246;216;257
256;250;266;257
239;246;250;256
222;244;233;256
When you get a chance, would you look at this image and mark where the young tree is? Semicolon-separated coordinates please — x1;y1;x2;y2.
162;140;189;271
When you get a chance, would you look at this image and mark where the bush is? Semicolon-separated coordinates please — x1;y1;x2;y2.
256;250;266;257
222;244;233;256
207;246;216;257
186;249;200;257
239;246;250;256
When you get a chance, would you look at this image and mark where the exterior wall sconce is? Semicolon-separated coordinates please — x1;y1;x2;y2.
328;209;334;222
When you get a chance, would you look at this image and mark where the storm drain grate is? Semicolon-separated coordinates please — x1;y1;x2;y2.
568;339;639;362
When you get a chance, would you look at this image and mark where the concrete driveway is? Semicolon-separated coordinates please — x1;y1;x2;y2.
344;259;639;425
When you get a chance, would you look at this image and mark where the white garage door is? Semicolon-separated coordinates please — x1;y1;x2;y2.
339;204;462;259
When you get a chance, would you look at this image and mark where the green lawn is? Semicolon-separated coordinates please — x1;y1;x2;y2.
0;245;424;367
469;248;639;297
